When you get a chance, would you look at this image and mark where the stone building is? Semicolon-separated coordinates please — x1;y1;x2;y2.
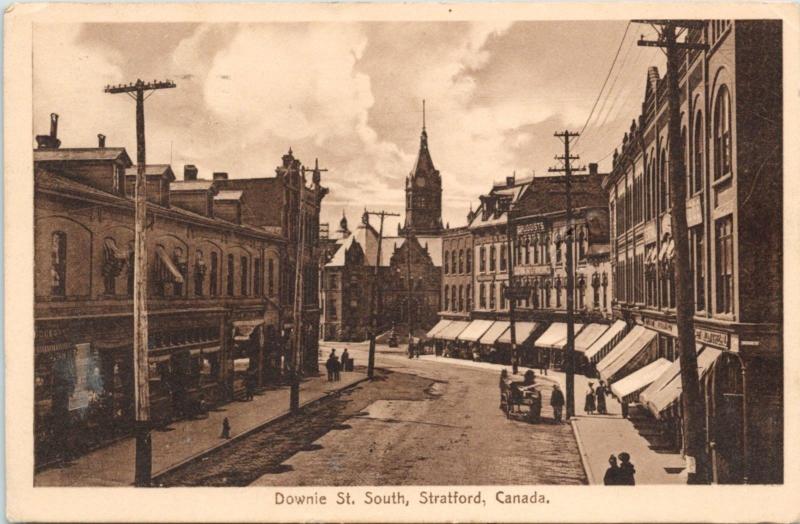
33;116;326;467
603;20;782;484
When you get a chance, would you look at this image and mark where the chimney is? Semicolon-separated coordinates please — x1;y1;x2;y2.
184;164;198;181
589;163;598;177
506;175;515;187
50;113;59;139
213;172;229;181
97;134;106;148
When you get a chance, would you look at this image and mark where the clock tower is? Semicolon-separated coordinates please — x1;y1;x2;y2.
400;100;443;236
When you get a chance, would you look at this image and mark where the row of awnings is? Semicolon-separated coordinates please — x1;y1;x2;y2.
426;318;613;351
591;323;724;419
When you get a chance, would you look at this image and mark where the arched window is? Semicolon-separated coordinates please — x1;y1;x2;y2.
714;85;732;180
444;284;449;310
226;254;234;296
240;256;249;296
660;149;669;212
51;231;67;296
555;234;562;264
210;252;219;296
578;229;586;260
444;251;449;274
693;111;704;193
254;257;262;296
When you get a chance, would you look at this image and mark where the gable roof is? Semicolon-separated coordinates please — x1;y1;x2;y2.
125;164;176;181
35;147;132;165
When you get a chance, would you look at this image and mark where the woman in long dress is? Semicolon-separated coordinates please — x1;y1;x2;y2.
584;382;596;414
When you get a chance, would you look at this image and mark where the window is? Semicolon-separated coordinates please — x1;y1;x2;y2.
578;276;586;309
240;256;249;296
500;283;507;310
555;237;562;264
716;216;734;314
479;246;486;272
451;286;457;312
226;254;234;296
714;86;732;180
210;252;219;296
690;227;705;311
489;246;496;272
532;280;539;309
51;231;67;296
458;285;464;311
555;277;562;308
254;258;262;296
268;258;275;296
693;112;704;194
194;250;205;296
489;283;496;309
660;150;669;212
444;285;449;310
466;249;472;273
533;237;540;264
544;236;551;264
545;280;552;308
479;283;486;309
466;284;472;311
524;239;530;265
444;251;449;274
499;245;507;271
458;250;464;274
578;230;586;260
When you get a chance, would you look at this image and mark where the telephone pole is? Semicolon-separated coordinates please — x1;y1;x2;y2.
405;230;414;357
365;210;400;378
105;78;176;487
549;130;585;419
635;19;708;483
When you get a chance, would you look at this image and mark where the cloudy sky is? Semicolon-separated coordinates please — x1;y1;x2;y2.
33;21;664;233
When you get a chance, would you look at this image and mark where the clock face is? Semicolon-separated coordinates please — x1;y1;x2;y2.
415;177;426;188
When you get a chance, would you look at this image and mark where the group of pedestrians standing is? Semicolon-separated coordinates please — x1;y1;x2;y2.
325;348;350;382
584;380;608;415
604;452;636;485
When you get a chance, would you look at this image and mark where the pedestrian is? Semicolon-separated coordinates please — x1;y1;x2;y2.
326;350;336;381
550;384;565;423
333;353;341;381
245;372;255;401
584;382;596;414
603;455;620;485
499;369;509;409
340;348;350;372
596;380;608;415
541;352;549;376
617;452;636;485
221;417;231;439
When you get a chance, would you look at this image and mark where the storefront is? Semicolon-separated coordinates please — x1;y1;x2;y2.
496;321;539;366
435;320;470;358
595;326;658;384
456;320;494;360
532;322;585;369
231;319;265;398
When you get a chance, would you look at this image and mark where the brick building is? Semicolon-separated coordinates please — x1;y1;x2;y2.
33;115;326;467
603;20;782;483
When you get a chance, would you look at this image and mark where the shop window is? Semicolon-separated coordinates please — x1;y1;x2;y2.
716;216;734;314
210;252;219;296
714;86;732;181
226;254;234;296
51;231;67;296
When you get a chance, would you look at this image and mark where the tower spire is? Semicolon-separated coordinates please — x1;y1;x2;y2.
422;99;426;132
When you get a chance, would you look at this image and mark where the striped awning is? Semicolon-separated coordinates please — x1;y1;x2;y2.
426;319;452;339
596;326;658;383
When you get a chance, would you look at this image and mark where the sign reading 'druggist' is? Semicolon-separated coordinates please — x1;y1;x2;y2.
516;222;546;235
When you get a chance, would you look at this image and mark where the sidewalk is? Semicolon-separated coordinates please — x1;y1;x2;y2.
418;353;686;484
35;369;367;487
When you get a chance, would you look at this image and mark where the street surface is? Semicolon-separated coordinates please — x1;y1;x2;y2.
160;342;586;486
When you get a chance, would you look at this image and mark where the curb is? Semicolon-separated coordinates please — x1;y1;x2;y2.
570;417;596;485
150;375;370;484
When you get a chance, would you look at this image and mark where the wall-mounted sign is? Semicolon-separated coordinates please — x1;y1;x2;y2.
695;327;730;349
517;222;547;235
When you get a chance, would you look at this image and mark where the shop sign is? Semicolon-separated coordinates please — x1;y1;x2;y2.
695;327;729;349
517;222;546;236
686;195;703;228
641;317;677;336
643;221;657;244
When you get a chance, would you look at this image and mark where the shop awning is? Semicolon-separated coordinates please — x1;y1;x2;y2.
457;319;495;342
640;346;721;419
610;358;672;404
533;323;585;350
659;238;675;262
645;246;658;266
155;245;185;283
597;326;658;383
583;320;628;363
233;319;264;342
478;321;510;345
574;323;610;354
496;322;539;345
426;319;452;339
436;320;470;341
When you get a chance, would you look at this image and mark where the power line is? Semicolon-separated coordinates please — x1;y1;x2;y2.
575;21;631;142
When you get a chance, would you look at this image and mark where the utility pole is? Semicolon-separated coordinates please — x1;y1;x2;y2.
549;130;585;419
365;210;400;378
406;230;414;357
105;79;176;487
505;206;519;375
635;19;708;483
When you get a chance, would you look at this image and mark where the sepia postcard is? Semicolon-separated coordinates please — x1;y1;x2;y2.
4;2;800;522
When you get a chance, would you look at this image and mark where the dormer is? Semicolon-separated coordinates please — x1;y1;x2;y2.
125;164;176;207
214;190;243;224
